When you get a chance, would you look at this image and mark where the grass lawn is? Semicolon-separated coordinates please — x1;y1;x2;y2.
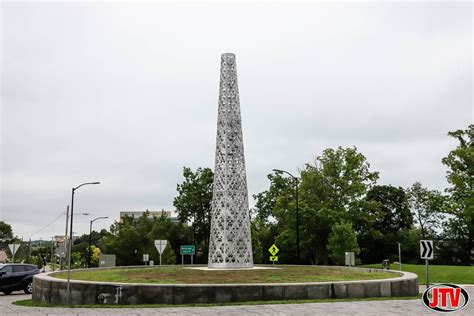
52;265;394;284
13;296;420;309
362;263;473;284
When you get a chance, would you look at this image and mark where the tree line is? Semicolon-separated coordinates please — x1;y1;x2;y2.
0;124;471;267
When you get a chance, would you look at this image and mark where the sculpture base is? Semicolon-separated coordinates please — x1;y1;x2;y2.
191;265;279;271
207;262;254;269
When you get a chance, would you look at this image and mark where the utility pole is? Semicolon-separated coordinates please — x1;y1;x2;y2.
51;237;54;271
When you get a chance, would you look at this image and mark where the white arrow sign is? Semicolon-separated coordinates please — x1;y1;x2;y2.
420;240;433;260
8;244;21;256
154;240;167;255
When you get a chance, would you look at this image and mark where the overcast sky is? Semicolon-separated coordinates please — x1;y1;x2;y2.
1;1;472;241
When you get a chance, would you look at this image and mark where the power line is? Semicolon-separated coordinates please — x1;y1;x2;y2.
25;211;65;240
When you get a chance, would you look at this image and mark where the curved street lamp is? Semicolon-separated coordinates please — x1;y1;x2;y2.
66;181;100;304
273;169;300;263
88;216;108;268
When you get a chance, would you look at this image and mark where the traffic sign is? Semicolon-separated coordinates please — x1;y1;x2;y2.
420;240;433;260
420;240;434;289
143;254;149;262
345;252;355;267
268;244;279;256
180;245;195;255
154;240;168;255
269;256;278;262
8;244;21;262
56;244;66;258
8;244;20;256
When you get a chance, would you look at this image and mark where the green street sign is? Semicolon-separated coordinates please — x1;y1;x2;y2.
180;245;195;255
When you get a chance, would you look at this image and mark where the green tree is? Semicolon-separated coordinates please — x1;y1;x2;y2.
0;221;14;242
101;214;150;266
73;229;110;267
252;172;296;263
71;251;85;268
101;211;190;266
160;243;177;265
299;147;378;264
359;185;413;263
441;124;473;264
366;185;412;234
327;222;360;265
254;146;378;264
173;167;213;261
250;216;278;264
31;255;44;269
406;182;445;239
253;173;295;223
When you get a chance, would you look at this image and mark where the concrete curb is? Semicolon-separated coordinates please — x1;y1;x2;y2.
32;265;419;305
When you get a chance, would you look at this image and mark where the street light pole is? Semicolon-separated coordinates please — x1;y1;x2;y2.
66;182;100;305
273;169;300;263
63;207;88;270
88;216;108;268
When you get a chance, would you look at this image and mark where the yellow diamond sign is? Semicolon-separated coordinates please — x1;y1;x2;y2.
268;244;279;256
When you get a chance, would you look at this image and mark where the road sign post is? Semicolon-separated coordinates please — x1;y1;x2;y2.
345;252;355;267
143;253;149;265
420;240;433;289
268;244;279;265
154;240;168;266
180;245;195;265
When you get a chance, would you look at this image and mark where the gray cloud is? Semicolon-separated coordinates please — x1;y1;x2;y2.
1;1;472;239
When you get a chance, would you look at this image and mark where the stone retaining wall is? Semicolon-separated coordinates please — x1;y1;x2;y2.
32;266;418;305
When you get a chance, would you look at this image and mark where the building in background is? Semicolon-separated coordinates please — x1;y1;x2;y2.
0;250;7;263
53;235;78;246
119;209;179;223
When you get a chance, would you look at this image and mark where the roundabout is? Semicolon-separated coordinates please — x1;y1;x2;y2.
32;265;419;305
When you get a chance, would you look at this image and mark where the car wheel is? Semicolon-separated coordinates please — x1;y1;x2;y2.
24;282;33;294
3;290;12;295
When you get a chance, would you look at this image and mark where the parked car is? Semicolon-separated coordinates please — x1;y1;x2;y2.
0;263;40;295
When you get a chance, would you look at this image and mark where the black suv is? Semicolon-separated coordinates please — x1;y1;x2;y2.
0;264;40;295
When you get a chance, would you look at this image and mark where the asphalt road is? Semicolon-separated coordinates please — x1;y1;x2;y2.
1;287;472;315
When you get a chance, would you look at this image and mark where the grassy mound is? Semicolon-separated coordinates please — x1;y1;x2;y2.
52;265;395;284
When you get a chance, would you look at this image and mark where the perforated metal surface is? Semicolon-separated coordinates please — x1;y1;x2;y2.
208;53;253;268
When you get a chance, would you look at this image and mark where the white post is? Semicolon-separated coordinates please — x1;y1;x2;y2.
425;259;429;289
398;243;402;271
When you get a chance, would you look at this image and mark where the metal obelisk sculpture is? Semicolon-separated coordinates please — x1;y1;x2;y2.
208;53;253;268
